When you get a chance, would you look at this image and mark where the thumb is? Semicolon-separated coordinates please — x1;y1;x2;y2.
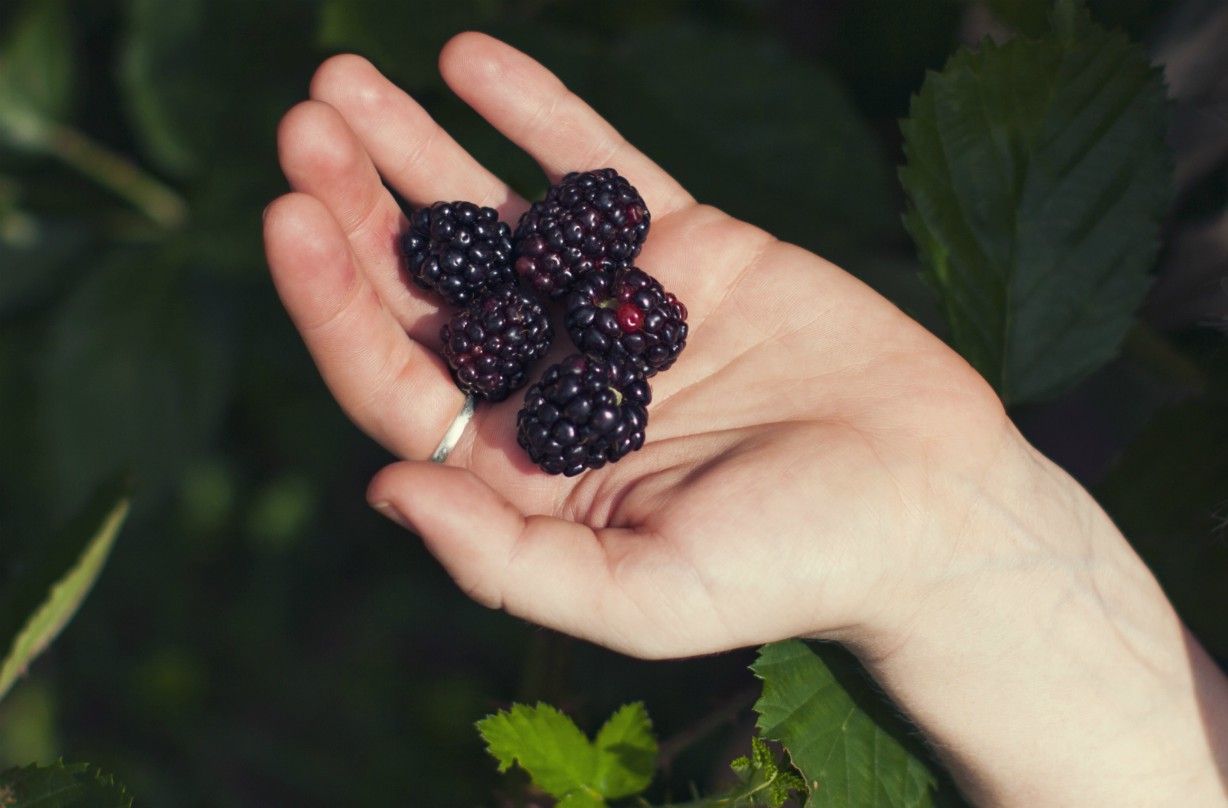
366;461;660;654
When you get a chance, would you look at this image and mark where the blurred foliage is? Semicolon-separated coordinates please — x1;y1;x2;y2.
0;0;1223;806
901;0;1170;403
1;480;128;702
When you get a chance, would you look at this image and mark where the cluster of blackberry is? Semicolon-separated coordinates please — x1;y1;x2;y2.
401;169;687;476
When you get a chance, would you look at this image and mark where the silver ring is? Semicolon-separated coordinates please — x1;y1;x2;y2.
430;394;476;463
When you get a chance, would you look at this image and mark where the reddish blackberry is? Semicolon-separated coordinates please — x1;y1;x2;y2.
565;267;688;376
401;201;514;306
512;168;650;298
441;286;553;402
517;355;651;476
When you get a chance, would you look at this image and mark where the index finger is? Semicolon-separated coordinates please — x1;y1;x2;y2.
438;32;695;219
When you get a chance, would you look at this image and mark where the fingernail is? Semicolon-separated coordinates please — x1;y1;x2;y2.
371;500;411;531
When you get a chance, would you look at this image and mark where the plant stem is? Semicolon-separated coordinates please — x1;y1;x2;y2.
33;122;188;230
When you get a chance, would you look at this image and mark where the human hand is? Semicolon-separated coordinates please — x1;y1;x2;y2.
264;32;1031;660
264;34;1228;805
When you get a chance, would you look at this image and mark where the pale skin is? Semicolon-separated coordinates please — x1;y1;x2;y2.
264;33;1228;807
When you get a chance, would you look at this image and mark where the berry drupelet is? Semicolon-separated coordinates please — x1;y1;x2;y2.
402;201;514;306
441;286;553;402
565;266;688;376
512;168;650;298
517;355;651;476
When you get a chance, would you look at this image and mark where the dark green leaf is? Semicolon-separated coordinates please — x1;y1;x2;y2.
0;478;129;702
0;761;133;807
119;0;315;176
605;24;896;262
752;640;938;807
35;258;231;513
899;3;1171;403
118;0;208;174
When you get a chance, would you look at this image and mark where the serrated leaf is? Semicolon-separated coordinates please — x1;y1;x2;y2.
476;702;599;801
592;702;657;799
0;761;132;807
478;701;660;804
0;0;73;124
752;641;938;808
899;3;1171;403
0;479;129;702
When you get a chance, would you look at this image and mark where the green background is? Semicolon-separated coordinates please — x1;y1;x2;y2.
2;1;1223;805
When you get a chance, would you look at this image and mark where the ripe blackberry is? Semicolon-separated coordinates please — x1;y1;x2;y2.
441;286;553;402
517;355;651;476
512;168;650;298
565;267;688;376
401;201;514;306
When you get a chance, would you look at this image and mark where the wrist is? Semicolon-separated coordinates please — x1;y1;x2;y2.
848;426;1228;805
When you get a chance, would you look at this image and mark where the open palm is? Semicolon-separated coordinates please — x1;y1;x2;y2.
264;33;1012;659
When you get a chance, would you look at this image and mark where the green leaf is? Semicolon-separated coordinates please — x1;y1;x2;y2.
1098;400;1228;658
0;0;73;123
477;701;659;804
0;479;129;702
605;23;896;263
0;761;133;807
752;641;940;808
118;0;207;174
899;4;1171;403
477;702;599;801
592;702;657;798
119;0;313;176
35;257;231;512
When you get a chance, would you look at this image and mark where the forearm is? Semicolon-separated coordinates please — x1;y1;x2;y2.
855;432;1228;806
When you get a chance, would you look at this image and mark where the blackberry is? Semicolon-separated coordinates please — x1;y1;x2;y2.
512;168;650;298
441;286;553;402
401;201;514;306
565;267;688;376
517;355;651;476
